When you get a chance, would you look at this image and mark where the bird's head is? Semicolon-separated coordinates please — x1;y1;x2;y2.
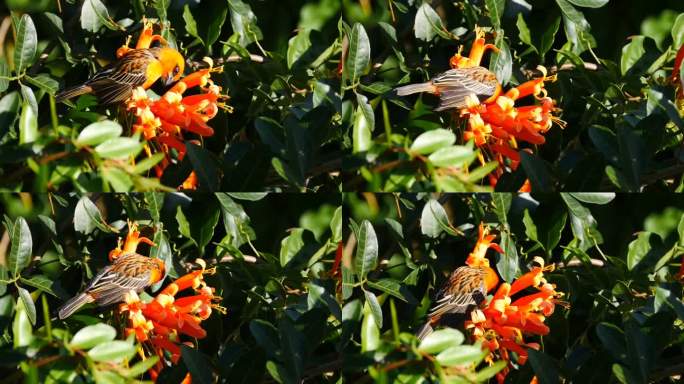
155;47;185;86
150;257;166;284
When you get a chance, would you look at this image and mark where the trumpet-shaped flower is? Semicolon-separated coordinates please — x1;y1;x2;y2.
465;257;563;383
451;29;564;190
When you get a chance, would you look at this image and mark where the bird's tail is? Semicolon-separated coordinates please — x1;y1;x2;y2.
55;85;93;103
415;321;434;341
57;293;93;319
395;82;436;96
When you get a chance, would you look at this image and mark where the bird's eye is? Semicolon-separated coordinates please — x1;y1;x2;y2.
173;65;180;76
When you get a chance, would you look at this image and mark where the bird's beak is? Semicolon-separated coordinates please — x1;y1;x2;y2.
163;74;176;87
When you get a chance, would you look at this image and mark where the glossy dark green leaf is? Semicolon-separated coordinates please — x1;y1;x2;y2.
567;0;609;8
9;217;32;277
418;328;464;354
16;287;35;326
87;340;136;362
345;23;370;85
13;14;37;74
186;143;220;192
181;346;213;384
354;220;378;279
227;0;262;47
414;3;446;41
70;323;116;350
520;152;554;192
367;278;417;304
528;349;559;384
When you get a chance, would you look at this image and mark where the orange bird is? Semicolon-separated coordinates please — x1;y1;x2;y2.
56;47;185;105
57;253;165;319
396;66;501;111
416;224;502;340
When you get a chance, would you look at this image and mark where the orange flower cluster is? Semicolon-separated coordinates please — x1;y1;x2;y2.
121;20;230;190
109;220;224;382
465;257;563;383
451;29;564;190
120;259;224;380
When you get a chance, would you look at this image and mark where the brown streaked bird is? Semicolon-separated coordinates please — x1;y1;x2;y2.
395;66;501;111
57;253;165;319
415;264;499;340
55;47;185;105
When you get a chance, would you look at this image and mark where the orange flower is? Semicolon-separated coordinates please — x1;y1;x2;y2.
465;222;504;267
110;220;224;382
465;257;563;384
119;258;225;380
120;21;231;189
108;220;156;261
451;29;564;190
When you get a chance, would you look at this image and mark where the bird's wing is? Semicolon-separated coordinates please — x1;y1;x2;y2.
87;49;153;104
86;254;153;306
432;68;498;111
427;266;486;319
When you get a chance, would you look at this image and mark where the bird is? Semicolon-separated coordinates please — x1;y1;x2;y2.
395;66;501;111
57;253;166;319
55;47;185;105
415;263;499;340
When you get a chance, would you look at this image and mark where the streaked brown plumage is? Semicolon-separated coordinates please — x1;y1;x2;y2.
57;253;165;319
416;265;498;340
395;66;500;111
56;47;184;105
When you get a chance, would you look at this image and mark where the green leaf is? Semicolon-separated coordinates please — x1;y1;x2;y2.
183;4;200;41
354;220;378;279
24;74;59;95
124;356;159;378
364;290;383;329
540;17;562;56
420;199;448;238
228;0;263;47
490;37;512;85
520;152;554;192
0;58;9;92
132;153;165;174
410;129;456;155
345;23;370;85
181;346;213;384
596;322;627;363
331;206;342;243
523;209;539;244
672;13;684;48
74;196;112;234
528;349;559;384
287;29;312;68
70;323;116;350
352;105;372;153
485;0;505;30
16;286;35;326
186;143;219;192
9;217;32;277
19;275;63;298
418;328;465;354
13;14;37;74
427;145;476;167
517;13;535;52
81;0;118;33
414;3;446;42
497;230;519;283
361;302;379;352
356;93;375;134
367;278;417;304
568;193;615;205
227;193;268;201
94;137;143;160
621;36;646;75
566;0;609;7
627;232;656;271
75;120;123;147
617;125;644;191
18;99;37;144
87;340;136;362
13;297;32;348
474;361;507;381
280;228;306;267
436;345;487;366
